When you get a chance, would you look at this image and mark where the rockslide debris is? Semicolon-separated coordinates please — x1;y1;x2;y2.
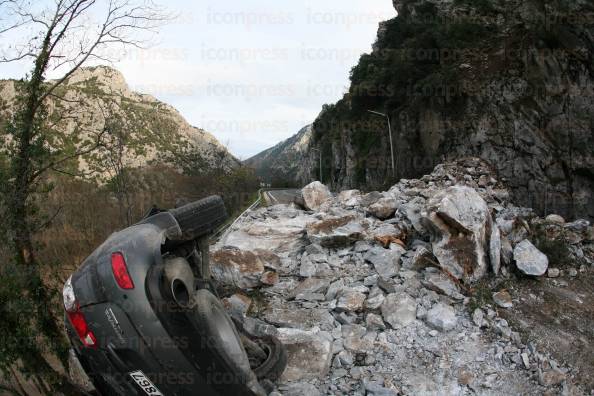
212;158;594;395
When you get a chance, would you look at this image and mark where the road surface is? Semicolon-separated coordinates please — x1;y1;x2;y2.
262;189;300;205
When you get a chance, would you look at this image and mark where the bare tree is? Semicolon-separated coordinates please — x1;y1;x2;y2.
0;0;170;391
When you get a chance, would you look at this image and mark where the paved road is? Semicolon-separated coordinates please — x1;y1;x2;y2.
262;189;300;205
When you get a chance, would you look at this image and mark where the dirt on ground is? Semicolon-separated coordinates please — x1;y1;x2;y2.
500;268;594;392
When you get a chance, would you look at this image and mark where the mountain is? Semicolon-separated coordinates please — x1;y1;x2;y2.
244;124;313;186
0;66;239;179
295;0;594;221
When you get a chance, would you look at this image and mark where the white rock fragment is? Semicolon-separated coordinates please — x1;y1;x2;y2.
381;292;417;329
301;181;331;211
425;303;458;332
514;239;548;276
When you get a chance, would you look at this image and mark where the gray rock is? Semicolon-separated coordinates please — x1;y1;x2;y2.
336;289;366;312
490;224;502;275
276;327;333;381
500;235;513;265
367;197;397;220
492;290;513;309
300;254;317;277
263;307;334;330
365;313;386;331
402;197;426;233
337;189;361;206
472;308;484;327
305;243;324;255
354;240;372;253
307;216;367;248
377;277;397;294
364;246;403;278
362;378;398;396
290;278;330;300
422;270;463;300
301;181;331;211
364;286;385;310
422;186;492;283
514;239;548;276
425;303;457;332
359;191;382;207
325;279;345;301
222;294;252;317
381;292;417;329
337;350;354;367
342;324;374;352
211;247;270;288
545;214;565;224
278;382;321;396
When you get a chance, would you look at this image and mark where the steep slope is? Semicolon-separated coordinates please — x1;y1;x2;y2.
245;124;312;185
300;0;594;221
0;66;238;179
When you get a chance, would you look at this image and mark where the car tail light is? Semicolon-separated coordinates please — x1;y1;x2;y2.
111;252;134;290
63;276;98;348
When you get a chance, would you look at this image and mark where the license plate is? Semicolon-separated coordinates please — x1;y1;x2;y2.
129;370;163;396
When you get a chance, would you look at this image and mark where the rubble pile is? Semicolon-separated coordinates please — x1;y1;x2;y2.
212;158;594;396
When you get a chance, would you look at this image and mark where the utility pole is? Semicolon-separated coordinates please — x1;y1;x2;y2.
368;110;395;178
311;148;323;184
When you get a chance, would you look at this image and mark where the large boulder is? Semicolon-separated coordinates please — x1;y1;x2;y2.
513;239;548;276
211;247;279;288
301;181;332;211
222;209;314;253
306;215;367;248
422;186;494;283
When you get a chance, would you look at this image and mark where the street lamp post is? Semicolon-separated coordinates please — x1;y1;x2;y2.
311;148;323;184
368;110;395;178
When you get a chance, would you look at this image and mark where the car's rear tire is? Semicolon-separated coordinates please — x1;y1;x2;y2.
252;335;287;382
186;289;265;395
169;196;227;240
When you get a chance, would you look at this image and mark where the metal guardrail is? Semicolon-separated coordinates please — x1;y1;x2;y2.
210;189;263;245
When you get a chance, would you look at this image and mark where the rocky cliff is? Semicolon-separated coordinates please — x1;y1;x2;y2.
296;0;594;221
0;66;238;179
245;125;313;186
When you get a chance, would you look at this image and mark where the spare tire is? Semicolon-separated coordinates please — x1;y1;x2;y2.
169;196;227;240
186;289;265;396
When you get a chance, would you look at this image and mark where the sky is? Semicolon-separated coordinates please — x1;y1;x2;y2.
0;0;396;159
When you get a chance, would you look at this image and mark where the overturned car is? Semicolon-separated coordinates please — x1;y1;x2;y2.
63;196;286;396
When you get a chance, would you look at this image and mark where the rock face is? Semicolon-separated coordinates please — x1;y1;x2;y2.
244;124;313;184
301;181;332;211
422;186;493;283
0;66;238;177
286;0;594;222
513;240;549;276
